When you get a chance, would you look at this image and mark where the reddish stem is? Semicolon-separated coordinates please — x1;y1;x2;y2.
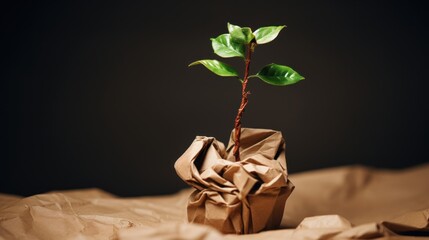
233;42;255;161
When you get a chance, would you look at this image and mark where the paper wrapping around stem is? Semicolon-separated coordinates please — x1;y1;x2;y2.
174;128;294;234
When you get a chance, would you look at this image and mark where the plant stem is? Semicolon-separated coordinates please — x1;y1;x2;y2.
233;42;255;161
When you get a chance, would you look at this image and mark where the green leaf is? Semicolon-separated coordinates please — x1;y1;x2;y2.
211;34;245;58
189;60;239;77
254;25;286;44
227;22;241;33
254;63;304;86
230;27;255;44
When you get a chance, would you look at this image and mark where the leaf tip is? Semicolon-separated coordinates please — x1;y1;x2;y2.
295;75;305;81
188;61;200;67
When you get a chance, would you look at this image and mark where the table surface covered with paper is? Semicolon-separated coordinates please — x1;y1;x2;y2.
1;163;428;240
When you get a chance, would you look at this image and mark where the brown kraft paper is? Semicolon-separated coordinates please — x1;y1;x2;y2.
174;128;295;234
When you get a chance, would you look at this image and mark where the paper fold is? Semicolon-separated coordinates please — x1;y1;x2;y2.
174;128;294;234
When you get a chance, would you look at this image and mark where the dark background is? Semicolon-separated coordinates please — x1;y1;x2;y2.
2;1;428;197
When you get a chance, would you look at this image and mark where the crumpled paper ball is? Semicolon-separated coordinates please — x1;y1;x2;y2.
174;128;294;234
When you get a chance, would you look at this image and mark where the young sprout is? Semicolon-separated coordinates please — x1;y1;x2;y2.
189;23;304;161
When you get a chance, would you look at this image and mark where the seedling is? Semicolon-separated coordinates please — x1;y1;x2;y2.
189;23;304;161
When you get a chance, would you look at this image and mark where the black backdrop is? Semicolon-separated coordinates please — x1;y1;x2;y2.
2;1;428;197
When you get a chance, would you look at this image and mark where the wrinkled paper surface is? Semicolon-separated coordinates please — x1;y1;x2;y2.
1;163;429;239
174;128;294;234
